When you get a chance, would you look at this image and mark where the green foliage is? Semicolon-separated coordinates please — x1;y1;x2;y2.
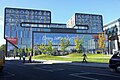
59;38;70;51
24;48;28;54
74;36;84;51
0;44;6;54
13;48;17;56
27;48;32;53
0;44;6;51
34;50;39;55
46;40;53;54
38;44;46;53
17;48;22;54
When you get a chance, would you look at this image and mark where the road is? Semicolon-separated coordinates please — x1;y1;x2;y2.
0;60;120;80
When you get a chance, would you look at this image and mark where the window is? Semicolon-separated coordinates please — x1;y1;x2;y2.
5;30;10;38
5;26;10;30
17;31;22;38
24;31;29;38
11;31;16;37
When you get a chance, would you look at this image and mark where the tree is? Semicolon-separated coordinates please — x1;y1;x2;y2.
74;36;84;53
0;44;6;56
17;48;22;59
46;40;53;55
13;48;17;57
27;48;32;55
98;33;106;53
38;44;46;54
60;38;70;52
23;48;32;56
17;48;22;55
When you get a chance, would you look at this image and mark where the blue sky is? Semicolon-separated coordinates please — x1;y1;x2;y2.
0;0;120;46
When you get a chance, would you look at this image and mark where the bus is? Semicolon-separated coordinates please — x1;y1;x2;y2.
0;50;5;72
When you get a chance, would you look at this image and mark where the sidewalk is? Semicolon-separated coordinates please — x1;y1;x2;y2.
5;57;109;68
32;59;109;68
68;62;109;68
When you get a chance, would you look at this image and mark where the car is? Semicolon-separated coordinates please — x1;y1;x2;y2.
109;52;120;72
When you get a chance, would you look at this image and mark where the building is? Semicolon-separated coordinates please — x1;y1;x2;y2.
103;18;120;54
67;13;103;33
4;7;103;55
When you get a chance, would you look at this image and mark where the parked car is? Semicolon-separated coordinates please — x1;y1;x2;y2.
109;52;120;72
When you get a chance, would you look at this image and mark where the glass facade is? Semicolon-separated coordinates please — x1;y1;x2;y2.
34;32;98;52
4;7;103;53
67;13;103;33
4;8;51;50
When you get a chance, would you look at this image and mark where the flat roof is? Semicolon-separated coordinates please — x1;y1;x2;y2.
104;18;120;27
5;7;51;13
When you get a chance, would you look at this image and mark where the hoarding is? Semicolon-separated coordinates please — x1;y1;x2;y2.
6;38;17;45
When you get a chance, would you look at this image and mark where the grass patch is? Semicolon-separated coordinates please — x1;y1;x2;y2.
32;53;111;63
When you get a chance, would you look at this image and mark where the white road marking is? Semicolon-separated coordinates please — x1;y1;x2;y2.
0;71;15;78
16;64;27;67
34;67;53;72
69;73;98;80
34;67;64;72
91;73;120;78
69;72;120;80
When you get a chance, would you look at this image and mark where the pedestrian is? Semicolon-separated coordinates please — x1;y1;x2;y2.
82;53;87;63
28;53;32;63
23;55;25;63
14;55;15;59
19;54;21;60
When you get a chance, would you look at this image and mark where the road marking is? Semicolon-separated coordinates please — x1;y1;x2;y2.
16;64;27;67
34;67;54;72
69;73;98;80
0;71;15;78
34;67;64;72
69;72;120;80
91;73;120;78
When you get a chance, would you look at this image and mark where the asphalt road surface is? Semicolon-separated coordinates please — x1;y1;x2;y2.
0;60;120;80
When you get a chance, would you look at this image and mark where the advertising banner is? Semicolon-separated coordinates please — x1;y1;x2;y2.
7;38;17;45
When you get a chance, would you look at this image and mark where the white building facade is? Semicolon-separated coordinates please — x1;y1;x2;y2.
103;18;120;54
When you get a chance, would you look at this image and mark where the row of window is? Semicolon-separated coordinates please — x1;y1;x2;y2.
6;9;51;16
6;14;50;20
76;15;102;20
5;30;31;38
6;17;51;23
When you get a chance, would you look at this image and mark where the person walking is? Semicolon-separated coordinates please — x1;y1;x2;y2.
22;55;25;63
22;49;26;63
82;53;87;63
28;53;32;63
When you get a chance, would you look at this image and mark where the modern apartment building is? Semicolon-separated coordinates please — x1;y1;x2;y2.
67;13;103;33
4;7;103;54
